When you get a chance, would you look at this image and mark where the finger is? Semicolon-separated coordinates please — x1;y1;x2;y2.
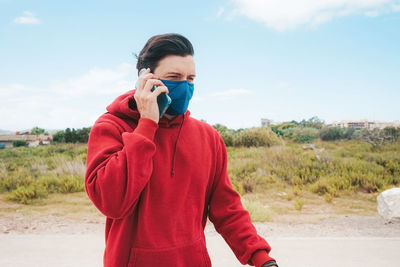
137;71;158;92
139;68;148;76
136;68;150;91
143;79;165;93
152;85;169;97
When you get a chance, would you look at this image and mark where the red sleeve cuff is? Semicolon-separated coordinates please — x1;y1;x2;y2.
133;118;158;141
251;249;276;267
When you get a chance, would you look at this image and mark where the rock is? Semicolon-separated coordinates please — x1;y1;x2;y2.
377;188;400;223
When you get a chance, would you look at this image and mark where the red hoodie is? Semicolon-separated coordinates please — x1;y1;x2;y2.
85;89;276;267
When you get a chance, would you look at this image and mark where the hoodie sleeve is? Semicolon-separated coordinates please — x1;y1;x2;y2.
208;135;276;267
85;117;158;219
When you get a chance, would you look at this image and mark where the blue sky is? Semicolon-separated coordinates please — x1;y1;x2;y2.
1;0;399;131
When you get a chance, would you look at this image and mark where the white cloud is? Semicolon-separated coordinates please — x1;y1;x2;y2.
14;11;41;25
217;6;225;17
392;3;400;11
230;0;400;31
0;63;136;131
49;63;134;97
365;10;380;16
277;81;290;88
211;88;253;97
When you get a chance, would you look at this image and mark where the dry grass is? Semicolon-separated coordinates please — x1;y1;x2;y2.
244;187;379;223
0;191;103;221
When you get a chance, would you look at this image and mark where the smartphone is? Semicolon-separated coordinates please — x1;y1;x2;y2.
135;69;172;118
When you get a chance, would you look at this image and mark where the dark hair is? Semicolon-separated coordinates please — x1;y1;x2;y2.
134;33;194;75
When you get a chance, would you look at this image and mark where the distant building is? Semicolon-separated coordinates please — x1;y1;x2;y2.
261;118;272;127
328;120;400;130
0;133;52;148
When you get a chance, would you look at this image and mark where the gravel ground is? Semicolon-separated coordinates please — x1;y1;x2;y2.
2;214;400;238
1;215;400;267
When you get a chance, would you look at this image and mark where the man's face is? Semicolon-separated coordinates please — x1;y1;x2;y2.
153;55;196;83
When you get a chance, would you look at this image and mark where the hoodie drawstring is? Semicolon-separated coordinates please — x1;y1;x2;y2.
170;114;185;177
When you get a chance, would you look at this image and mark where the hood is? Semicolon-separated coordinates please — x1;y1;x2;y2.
105;89;190;128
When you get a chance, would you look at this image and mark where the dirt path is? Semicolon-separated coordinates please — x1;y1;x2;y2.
1;215;400;267
1;192;399;266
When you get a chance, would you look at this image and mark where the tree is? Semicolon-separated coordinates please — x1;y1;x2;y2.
30;126;45;135
52;127;92;143
354;128;396;147
319;127;355;141
64;128;73;143
52;131;65;142
77;127;91;143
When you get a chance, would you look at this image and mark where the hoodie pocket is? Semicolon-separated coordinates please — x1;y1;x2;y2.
128;236;211;267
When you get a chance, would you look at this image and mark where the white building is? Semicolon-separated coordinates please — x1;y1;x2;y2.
328;120;400;129
261;118;272;127
0;133;52;148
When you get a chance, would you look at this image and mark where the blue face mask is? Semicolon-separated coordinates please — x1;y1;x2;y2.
160;79;194;115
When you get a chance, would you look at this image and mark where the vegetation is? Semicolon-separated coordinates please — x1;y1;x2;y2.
12;140;28;147
215;116;400;146
1;118;399;225
0;144;86;204
213;124;283;147
30;126;48;135
52;127;91;143
226;139;400;204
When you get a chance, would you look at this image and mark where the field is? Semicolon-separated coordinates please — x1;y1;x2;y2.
1;139;399;223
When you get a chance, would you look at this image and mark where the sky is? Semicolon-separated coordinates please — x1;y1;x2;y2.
1;0;400;131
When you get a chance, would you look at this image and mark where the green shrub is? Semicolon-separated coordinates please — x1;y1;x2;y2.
282;127;319;143
294;197;304;211
36;176;61;194
6;184;48;204
320;127;355;141
58;175;85;193
293;127;320;143
0;176;19;192
213;124;234;146
271;122;298;136
233;127;282;147
12;140;28;147
213;124;282;147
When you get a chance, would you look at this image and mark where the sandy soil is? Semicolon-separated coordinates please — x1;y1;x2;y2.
1;191;400;266
1;214;400;267
1;213;400;237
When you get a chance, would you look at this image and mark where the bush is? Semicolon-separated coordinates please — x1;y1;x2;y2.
0;143;88;204
213;124;234;146
320;127;355;141
283;127;319;143
12;140;28;147
233;127;282;147
58;175;85;193
271;122;297;136
36;176;61;194
213;124;282;147
0;176;18;192
353;127;400;147
6;184;48;204
294;197;304;211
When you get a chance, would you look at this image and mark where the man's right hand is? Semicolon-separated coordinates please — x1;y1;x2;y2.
134;68;169;123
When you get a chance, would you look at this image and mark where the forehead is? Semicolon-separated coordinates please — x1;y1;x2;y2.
155;55;195;75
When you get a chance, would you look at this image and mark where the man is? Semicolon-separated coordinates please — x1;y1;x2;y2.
85;33;278;267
